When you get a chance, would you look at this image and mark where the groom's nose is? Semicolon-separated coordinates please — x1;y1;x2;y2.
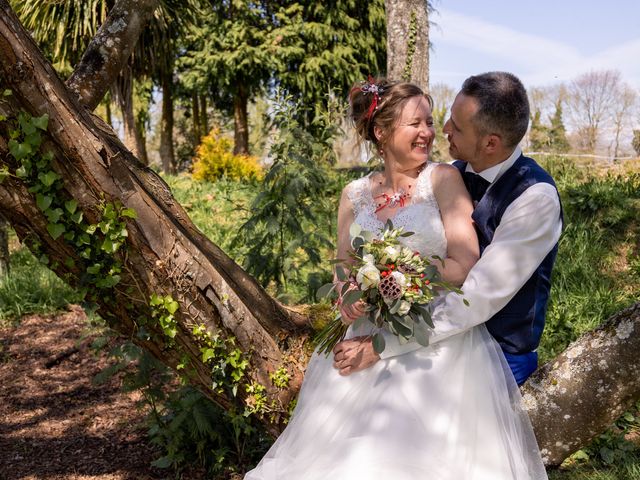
443;118;452;135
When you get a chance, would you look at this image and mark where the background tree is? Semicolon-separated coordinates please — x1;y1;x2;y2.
2;0;640;469
633;130;640;157
565;70;621;153
610;83;637;159
548;100;570;153
385;0;432;89
529;110;551;151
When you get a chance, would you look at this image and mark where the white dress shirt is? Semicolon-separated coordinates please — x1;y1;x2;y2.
380;147;563;359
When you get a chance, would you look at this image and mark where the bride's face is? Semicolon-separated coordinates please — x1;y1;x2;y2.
382;96;435;166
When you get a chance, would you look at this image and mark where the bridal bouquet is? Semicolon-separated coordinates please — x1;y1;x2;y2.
315;221;464;355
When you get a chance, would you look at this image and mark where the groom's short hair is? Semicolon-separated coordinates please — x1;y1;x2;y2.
461;72;530;148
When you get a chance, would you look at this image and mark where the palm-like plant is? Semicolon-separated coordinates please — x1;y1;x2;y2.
11;0;201;168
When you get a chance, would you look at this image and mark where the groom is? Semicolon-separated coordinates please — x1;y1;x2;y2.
333;71;563;385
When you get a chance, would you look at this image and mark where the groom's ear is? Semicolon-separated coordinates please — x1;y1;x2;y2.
485;134;502;153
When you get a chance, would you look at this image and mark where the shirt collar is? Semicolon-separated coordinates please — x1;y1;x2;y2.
465;146;522;184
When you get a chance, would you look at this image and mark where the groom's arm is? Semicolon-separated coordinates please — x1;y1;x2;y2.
378;183;562;359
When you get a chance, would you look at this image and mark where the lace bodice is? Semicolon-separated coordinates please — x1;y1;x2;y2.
344;162;447;259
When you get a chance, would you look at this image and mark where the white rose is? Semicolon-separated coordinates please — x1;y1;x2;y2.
356;264;380;289
383;246;399;263
391;271;408;287
397;300;411;316
362;253;376;265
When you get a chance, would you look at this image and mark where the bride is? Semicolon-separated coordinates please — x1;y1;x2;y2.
245;78;548;480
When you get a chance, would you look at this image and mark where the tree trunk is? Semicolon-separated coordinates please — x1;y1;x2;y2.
0;0;309;438
113;69;148;165
192;91;201;146
159;68;176;174
66;0;159;111
523;303;640;466
384;0;429;90
0;213;9;276
200;93;209;137
2;0;640;467
233;83;249;155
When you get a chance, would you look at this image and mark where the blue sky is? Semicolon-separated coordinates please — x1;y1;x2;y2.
429;1;640;90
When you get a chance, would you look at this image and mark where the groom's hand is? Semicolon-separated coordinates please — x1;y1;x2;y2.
332;336;380;376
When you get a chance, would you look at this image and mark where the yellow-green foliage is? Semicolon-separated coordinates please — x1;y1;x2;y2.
192;128;263;182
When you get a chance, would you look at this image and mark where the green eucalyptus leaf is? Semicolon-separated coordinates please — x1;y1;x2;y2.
372;332;386;354
414;323;430;346
349;222;362;238
316;282;335;299
342;289;363;306
335;265;348;282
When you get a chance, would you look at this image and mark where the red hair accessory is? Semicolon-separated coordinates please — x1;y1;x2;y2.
360;76;384;120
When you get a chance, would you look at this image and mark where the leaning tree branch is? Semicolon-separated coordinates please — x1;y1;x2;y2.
66;0;159;111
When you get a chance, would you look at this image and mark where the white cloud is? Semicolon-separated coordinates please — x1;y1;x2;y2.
431;9;640;89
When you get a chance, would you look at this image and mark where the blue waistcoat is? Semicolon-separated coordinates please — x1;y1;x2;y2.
453;155;562;357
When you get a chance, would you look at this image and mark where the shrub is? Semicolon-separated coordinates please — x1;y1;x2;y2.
192;128;263;182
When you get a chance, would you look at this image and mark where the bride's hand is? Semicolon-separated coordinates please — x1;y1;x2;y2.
338;287;367;325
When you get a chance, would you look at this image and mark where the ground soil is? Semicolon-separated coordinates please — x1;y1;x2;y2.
0;306;175;480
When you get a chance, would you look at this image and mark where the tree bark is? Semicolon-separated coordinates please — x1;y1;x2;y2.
66;0;159;111
384;0;429;90
2;0;640;467
233;83;249;155
523;303;640;466
159;67;176;174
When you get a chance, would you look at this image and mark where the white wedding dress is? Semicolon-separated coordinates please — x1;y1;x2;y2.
245;163;548;480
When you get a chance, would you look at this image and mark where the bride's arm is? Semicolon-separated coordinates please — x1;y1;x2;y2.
335;188;366;325
431;163;479;286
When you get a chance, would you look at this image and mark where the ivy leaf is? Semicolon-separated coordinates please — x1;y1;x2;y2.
46;222;65;240
2;89;11;97
32;114;49;131
120;208;137;219
65;199;78;214
45;207;63;223
38;171;61;187
165;300;179;314
8;140;32;161
70;211;83;224
36;193;52;211
15;165;27;178
0;166;8;184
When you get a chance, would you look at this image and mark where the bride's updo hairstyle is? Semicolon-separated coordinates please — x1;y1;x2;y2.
349;77;433;149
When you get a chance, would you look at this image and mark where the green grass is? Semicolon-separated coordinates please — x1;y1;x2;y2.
0;246;83;326
549;454;640;480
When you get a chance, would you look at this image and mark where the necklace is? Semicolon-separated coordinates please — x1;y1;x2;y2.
374;185;411;213
373;163;426;213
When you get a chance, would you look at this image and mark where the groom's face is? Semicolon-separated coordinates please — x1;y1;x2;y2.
443;94;484;167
